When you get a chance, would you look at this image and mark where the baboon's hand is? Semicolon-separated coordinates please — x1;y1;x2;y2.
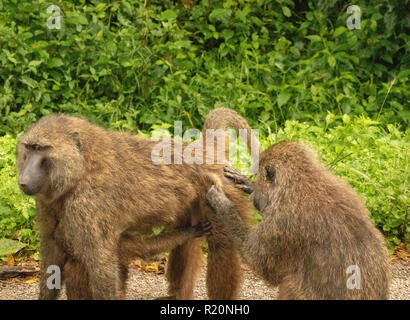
193;221;212;237
206;185;234;214
223;166;254;194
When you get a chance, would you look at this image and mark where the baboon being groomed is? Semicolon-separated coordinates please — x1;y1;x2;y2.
206;141;391;299
16;109;255;300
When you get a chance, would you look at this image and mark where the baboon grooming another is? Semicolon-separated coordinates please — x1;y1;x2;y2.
206;141;390;299
17;112;253;300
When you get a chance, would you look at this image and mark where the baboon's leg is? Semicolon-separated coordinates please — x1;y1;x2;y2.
64;259;93;300
118;262;129;300
206;228;242;299
89;247;121;299
166;237;203;300
277;286;291;300
277;277;307;300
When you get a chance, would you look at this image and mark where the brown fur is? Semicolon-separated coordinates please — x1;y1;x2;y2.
207;141;391;299
63;223;210;300
17;113;253;300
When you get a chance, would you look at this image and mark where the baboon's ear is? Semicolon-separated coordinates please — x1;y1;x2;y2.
71;132;82;151
265;165;276;181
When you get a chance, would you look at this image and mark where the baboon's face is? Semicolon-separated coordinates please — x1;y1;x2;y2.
17;121;84;198
17;143;52;195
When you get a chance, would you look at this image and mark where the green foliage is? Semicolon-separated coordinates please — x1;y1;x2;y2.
0;238;27;256
0;0;408;135
266;115;409;250
0;135;37;255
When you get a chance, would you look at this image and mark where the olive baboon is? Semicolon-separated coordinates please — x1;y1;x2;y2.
17;111;253;300
206;141;391;299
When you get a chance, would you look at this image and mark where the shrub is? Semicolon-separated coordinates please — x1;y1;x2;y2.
0;0;408;135
0;135;37;257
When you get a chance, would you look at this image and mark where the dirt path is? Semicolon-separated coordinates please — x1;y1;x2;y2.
0;260;408;300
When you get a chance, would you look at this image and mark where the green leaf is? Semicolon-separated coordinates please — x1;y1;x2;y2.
328;55;336;68
0;239;27;256
7;56;17;64
94;3;107;12
209;8;231;23
20;76;37;88
282;6;291;18
47;58;64;68
151;226;165;236
333;26;347;37
29;60;43;67
222;29;234;40
306;35;322;42
277;91;291;107
161;9;178;21
71;13;88;25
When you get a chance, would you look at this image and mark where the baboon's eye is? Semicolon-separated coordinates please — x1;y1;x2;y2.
25;144;50;151
41;157;50;170
265;165;276;181
25;144;39;151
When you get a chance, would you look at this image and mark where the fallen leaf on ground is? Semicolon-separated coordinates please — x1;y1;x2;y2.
7;255;15;266
24;276;37;284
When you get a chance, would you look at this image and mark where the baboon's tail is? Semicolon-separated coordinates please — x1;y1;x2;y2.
202;108;259;170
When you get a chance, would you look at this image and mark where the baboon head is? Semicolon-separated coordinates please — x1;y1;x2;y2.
253;141;320;213
17;115;85;198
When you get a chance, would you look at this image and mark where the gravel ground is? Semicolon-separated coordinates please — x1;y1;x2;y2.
0;260;408;300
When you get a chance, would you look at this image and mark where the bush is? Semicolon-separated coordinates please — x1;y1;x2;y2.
0;0;408;135
0;135;37;257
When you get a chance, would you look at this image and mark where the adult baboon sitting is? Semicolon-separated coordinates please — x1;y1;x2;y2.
206;141;390;299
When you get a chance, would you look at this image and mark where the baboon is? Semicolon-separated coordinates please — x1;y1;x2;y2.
206;141;391;299
17;110;253;300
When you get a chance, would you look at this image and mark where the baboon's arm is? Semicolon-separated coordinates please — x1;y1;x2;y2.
36;206;67;300
38;233;66;300
223;166;254;194
206;186;285;284
133;222;212;258
56;198;121;299
206;186;250;247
